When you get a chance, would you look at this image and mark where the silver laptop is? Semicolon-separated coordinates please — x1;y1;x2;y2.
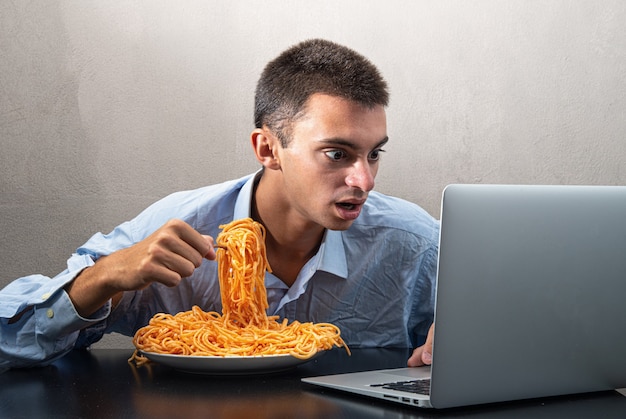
303;184;626;409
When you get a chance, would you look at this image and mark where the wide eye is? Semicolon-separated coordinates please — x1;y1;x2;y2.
325;150;347;161
368;148;385;161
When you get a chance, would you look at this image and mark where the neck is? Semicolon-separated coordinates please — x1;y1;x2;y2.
252;173;325;286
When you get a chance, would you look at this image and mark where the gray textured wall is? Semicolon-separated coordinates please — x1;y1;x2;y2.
2;1;625;349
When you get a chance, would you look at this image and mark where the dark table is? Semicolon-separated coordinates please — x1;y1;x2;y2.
2;348;626;418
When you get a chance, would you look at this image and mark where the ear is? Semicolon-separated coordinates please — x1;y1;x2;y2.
251;128;281;170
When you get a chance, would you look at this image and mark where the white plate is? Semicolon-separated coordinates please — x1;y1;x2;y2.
140;351;318;375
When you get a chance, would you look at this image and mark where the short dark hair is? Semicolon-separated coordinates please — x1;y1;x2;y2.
254;39;389;146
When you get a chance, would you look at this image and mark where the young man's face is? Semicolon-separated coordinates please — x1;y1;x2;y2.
272;93;388;231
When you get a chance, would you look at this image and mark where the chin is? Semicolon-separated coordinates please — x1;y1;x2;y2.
324;219;356;231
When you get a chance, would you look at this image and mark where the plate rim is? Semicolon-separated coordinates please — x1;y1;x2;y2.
139;351;296;359
138;350;318;375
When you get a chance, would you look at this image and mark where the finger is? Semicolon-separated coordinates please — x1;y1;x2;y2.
421;347;433;365
407;345;432;367
407;324;435;367
202;235;217;260
173;231;218;263
157;220;213;265
161;219;213;260
407;347;424;367
421;324;435;365
127;246;187;288
141;262;186;288
156;246;199;279
146;229;205;270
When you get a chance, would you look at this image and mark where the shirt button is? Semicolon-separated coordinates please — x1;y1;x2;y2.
41;293;51;301
47;309;54;319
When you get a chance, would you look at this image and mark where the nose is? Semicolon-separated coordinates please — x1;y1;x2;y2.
345;160;376;192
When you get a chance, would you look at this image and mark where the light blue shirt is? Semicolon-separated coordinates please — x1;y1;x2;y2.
0;172;439;369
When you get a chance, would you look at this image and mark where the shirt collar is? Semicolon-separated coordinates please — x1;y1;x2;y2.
233;170;261;219
316;229;348;279
233;170;348;280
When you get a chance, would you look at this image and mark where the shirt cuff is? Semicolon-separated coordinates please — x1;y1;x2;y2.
36;288;111;340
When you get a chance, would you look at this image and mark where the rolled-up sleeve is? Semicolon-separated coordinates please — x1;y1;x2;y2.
0;255;110;370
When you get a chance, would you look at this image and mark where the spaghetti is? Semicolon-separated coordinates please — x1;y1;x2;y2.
130;218;349;365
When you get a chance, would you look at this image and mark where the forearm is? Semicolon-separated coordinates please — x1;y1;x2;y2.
64;258;123;318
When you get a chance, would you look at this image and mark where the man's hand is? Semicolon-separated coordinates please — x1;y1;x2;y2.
407;323;434;367
65;219;217;317
100;218;217;291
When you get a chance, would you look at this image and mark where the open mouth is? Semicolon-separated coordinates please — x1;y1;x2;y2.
337;202;357;210
335;200;365;222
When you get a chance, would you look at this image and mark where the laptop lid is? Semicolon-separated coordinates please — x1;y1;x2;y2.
429;184;626;408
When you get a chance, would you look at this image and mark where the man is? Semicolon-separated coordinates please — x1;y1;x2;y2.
0;39;437;370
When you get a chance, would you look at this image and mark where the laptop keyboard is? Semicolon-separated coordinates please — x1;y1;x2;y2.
370;379;431;395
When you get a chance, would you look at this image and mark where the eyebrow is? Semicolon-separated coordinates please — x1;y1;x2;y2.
319;136;389;151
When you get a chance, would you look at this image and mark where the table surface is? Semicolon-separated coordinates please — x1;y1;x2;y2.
2;348;626;419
